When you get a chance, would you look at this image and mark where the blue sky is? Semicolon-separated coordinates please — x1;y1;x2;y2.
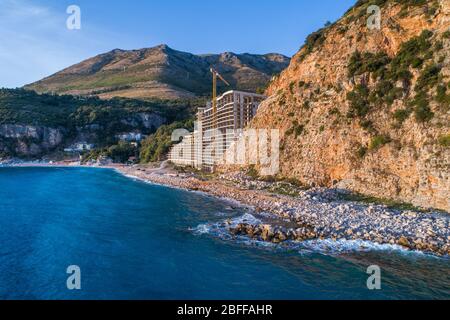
0;0;356;88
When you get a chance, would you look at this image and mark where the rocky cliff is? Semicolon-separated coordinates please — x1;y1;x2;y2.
249;0;450;211
25;45;290;100
0;111;166;158
0;125;64;156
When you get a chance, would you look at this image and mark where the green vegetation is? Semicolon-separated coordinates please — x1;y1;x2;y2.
0;88;79;127
289;82;296;94
370;80;403;106
436;84;450;107
348;51;390;78
139;119;194;163
360;120;376;133
304;29;326;55
434;41;444;52
27;47;290;99
246;165;260;180
255;86;267;95
329;107;341;116
346;84;370;118
345;30;444;127
390;30;433;78
297;26;328;61
356;145;368;159
0;88;194;129
83;141;138;164
340;191;430;212
302;101;310;110
415;64;441;93
245;166;306;196
438;134;450;148
414;103;434;123
393;108;412;124
369;135;391;150
286;120;304;138
411;91;434;123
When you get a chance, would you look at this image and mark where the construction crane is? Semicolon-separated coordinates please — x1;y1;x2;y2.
210;67;230;128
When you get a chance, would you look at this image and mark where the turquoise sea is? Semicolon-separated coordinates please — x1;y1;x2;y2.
0;167;448;300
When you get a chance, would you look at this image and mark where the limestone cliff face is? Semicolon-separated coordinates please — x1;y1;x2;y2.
0;125;65;156
250;0;450;211
120;113;165;130
0;112;166;157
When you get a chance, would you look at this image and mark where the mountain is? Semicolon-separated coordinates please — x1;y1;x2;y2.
247;0;450;211
25;45;290;100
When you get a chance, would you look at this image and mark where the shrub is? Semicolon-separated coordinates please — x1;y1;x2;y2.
256;87;266;94
247;165;259;180
107;142;137;163
329;107;341;116
361;120;375;133
285;127;294;136
434;41;444;51
393;109;411;124
302;101;310;110
369;135;391;150
356;145;368;158
287;120;305;138
348;51;390;78
390;30;433;76
414;103;434;123
294;125;305;137
436;84;450;105
304;29;326;53
438;134;450;147
298;28;326;61
369;80;403;106
289;82;296;94
415;64;441;92
347;84;370;118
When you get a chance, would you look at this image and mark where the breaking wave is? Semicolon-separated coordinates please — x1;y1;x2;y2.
191;213;439;257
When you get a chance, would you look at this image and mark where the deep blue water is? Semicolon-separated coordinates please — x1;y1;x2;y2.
0;167;448;300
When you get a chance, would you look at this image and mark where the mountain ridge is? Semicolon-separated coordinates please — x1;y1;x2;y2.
25;44;290;100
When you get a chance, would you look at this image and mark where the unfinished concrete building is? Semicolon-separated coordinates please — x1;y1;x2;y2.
169;90;265;170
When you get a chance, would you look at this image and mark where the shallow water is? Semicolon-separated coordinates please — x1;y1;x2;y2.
0;167;448;300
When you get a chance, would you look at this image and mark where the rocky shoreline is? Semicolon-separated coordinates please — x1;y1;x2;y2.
115;165;450;256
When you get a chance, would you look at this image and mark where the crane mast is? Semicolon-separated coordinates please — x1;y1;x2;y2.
210;68;230;129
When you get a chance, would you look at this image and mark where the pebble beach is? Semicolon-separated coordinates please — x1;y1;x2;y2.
115;165;450;256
